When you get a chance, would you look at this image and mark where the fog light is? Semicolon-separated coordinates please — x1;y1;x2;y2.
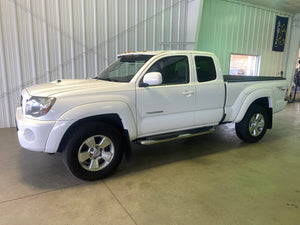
24;128;34;142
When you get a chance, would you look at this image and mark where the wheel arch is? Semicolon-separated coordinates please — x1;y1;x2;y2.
44;101;136;154
57;114;132;159
235;95;273;129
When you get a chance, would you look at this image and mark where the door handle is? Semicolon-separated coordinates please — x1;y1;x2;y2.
182;90;194;96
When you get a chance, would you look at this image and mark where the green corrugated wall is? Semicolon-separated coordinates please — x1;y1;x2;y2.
195;0;292;76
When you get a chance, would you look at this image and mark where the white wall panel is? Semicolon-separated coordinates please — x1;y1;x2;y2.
0;0;199;128
195;0;292;77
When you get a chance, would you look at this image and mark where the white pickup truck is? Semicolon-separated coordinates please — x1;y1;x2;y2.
16;51;288;180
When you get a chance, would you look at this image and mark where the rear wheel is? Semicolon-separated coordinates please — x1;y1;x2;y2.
235;104;268;143
63;121;124;181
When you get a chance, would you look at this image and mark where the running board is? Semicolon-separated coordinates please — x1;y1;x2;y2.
135;127;216;145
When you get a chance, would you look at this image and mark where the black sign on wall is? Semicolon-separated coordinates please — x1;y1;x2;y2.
272;16;289;52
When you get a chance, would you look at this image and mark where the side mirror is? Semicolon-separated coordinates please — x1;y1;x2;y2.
141;72;162;87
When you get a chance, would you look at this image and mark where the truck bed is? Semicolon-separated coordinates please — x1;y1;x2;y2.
223;75;286;82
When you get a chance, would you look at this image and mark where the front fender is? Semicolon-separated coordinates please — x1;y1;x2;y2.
44;101;136;153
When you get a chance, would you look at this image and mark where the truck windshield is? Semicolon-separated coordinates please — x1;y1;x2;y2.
95;55;154;82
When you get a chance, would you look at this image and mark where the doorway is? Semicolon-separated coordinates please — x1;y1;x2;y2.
289;46;300;102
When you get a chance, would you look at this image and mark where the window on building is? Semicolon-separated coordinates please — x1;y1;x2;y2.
229;54;260;76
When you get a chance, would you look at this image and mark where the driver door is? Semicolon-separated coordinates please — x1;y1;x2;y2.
136;55;196;136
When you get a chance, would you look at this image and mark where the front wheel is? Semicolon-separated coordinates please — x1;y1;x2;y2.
63;121;124;181
235;104;268;143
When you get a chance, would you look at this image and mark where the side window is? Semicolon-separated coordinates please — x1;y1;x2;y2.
195;56;216;82
147;56;189;85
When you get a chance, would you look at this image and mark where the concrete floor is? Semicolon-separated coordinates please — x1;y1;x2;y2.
0;103;299;225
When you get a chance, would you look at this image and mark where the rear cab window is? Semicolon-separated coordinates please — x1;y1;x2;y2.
195;56;217;82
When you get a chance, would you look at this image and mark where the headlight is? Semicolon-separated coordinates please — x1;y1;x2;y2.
25;97;56;117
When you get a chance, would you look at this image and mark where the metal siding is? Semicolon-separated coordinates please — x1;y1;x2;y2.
195;0;292;77
0;0;21;128
0;0;194;128
0;2;10;128
60;0;73;78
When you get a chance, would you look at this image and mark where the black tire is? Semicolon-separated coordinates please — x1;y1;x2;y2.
235;104;268;143
63;121;124;181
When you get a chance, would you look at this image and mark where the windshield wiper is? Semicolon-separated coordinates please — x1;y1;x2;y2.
94;77;119;82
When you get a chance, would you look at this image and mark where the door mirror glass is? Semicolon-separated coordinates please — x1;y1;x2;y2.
142;72;162;86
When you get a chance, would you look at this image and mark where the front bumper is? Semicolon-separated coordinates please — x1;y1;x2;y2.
16;107;56;152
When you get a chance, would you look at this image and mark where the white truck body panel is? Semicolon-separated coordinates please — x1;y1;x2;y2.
136;83;196;136
225;81;287;122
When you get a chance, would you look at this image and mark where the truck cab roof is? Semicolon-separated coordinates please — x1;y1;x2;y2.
118;50;217;57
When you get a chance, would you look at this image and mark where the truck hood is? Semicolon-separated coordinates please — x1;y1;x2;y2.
25;79;125;97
